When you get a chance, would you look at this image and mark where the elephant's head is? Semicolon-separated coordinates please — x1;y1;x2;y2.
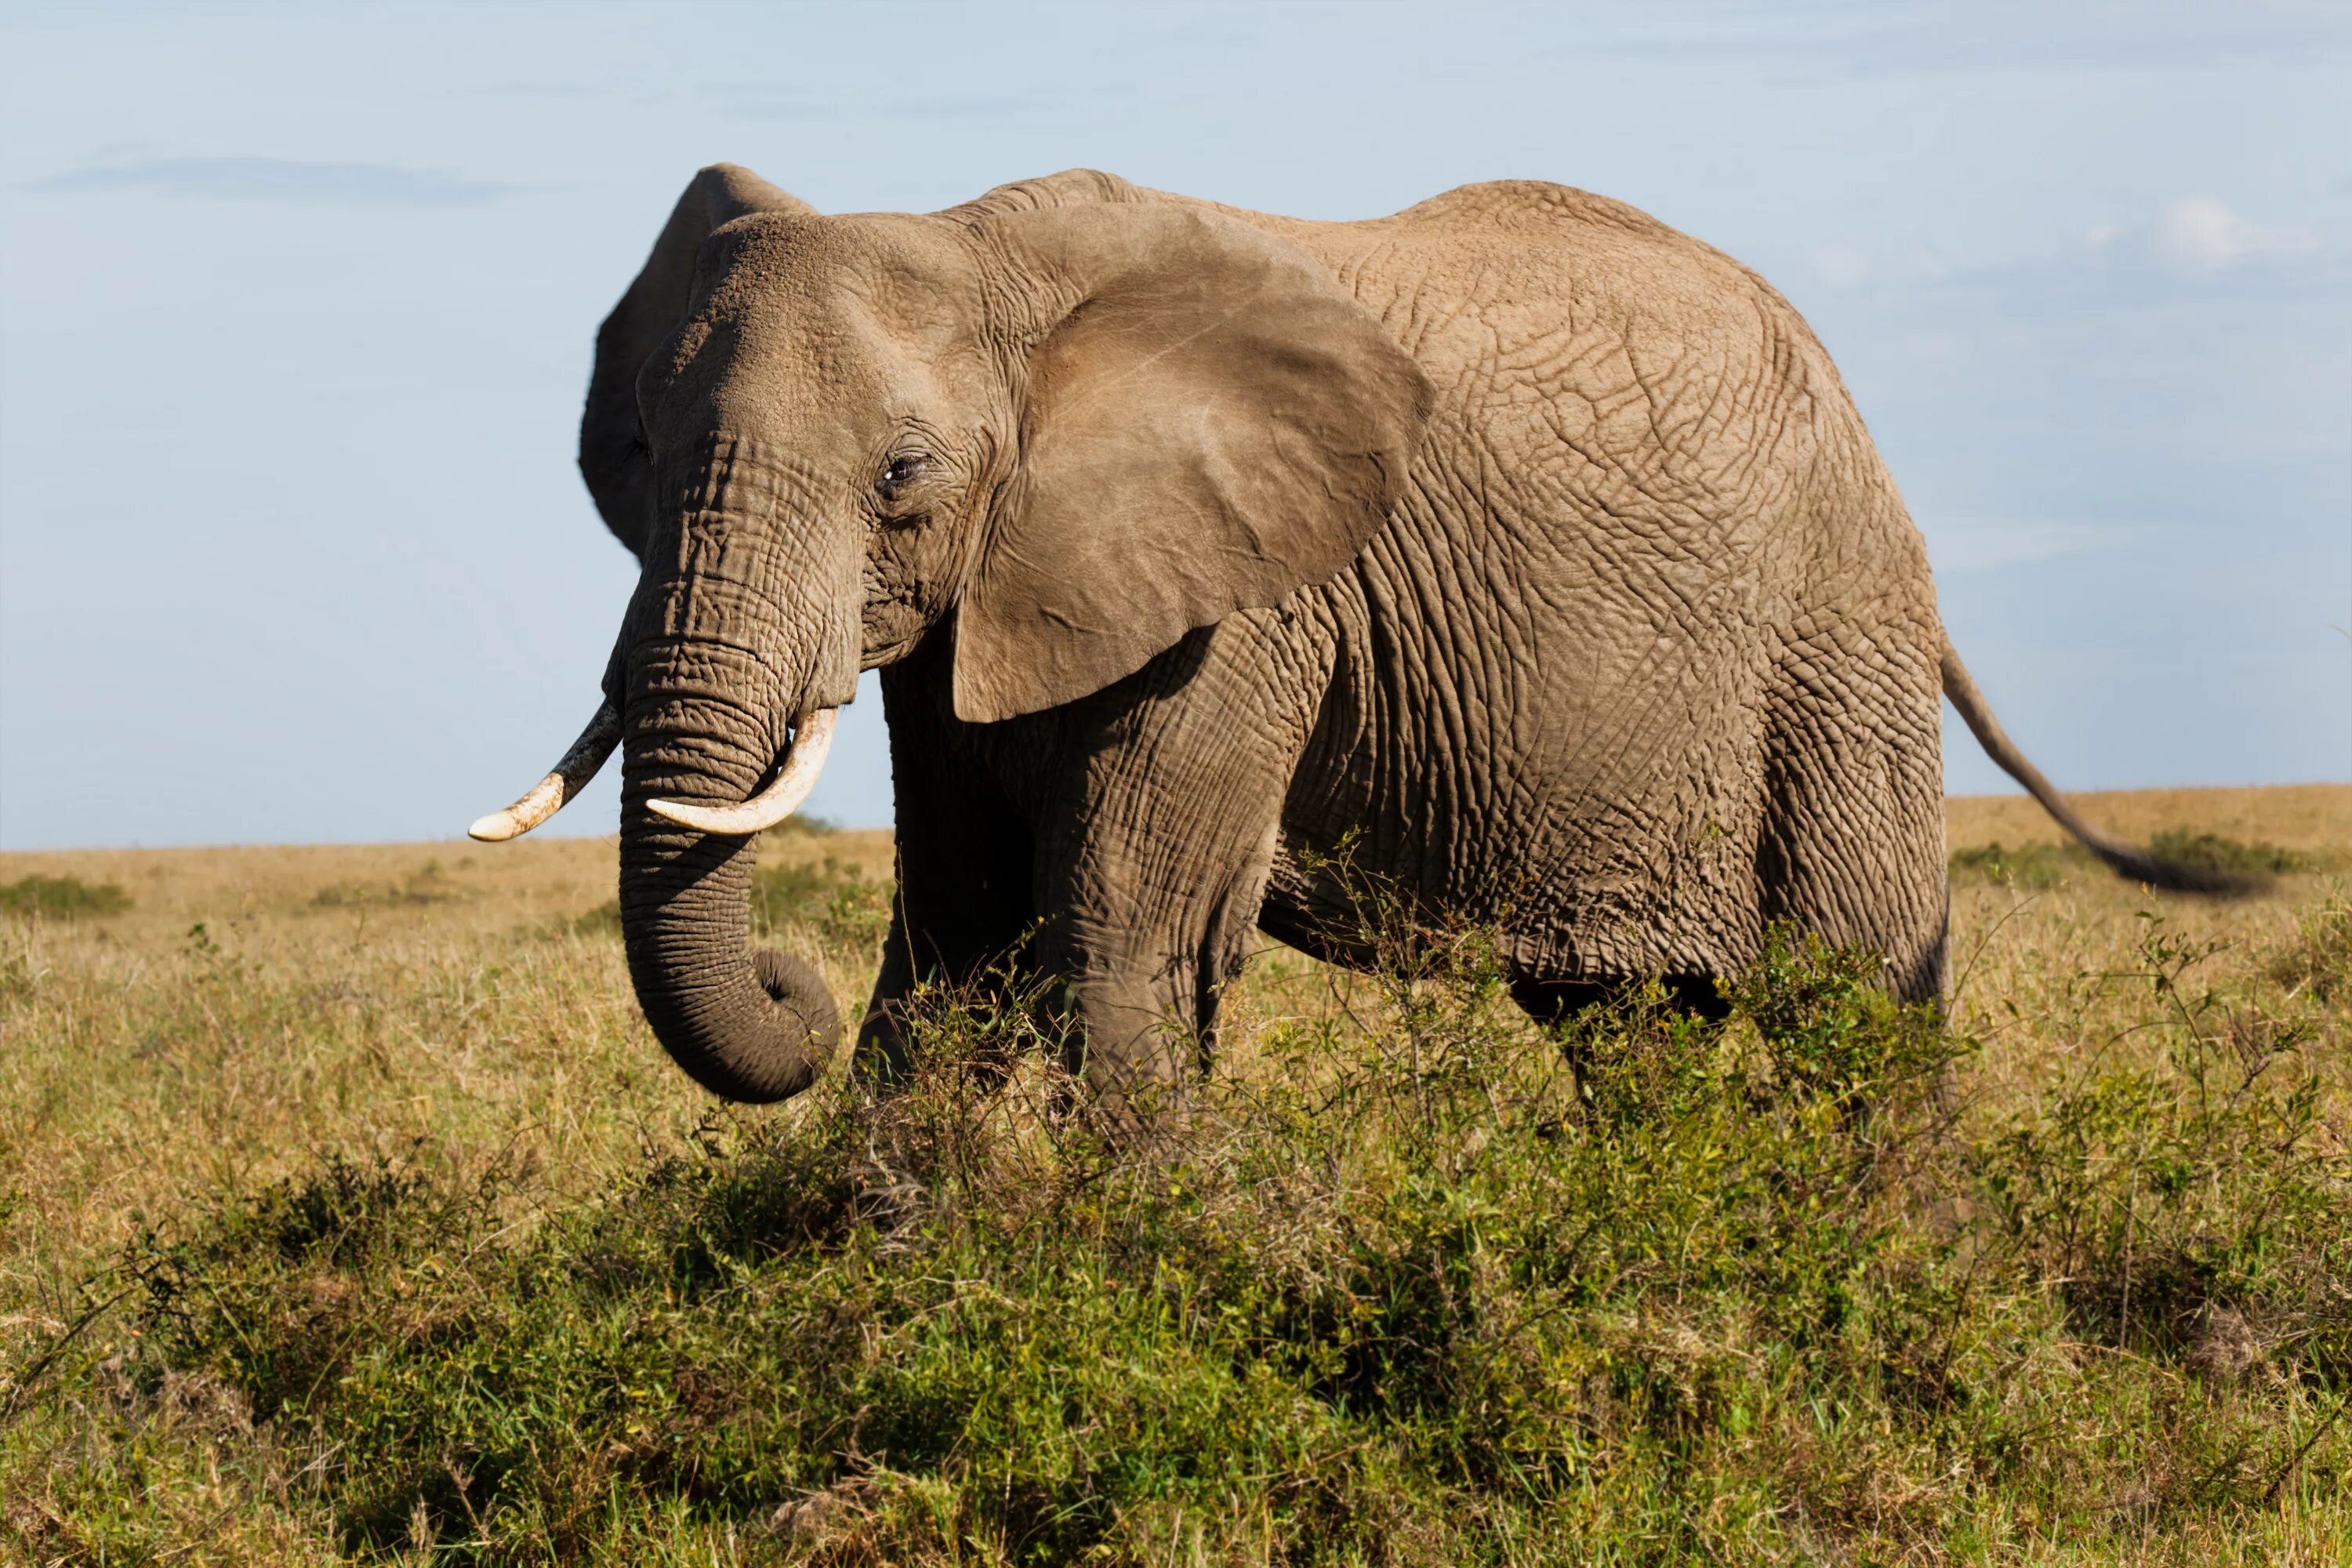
471;165;1431;1102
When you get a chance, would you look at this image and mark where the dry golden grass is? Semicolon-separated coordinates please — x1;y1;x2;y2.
1;787;2345;1563
0;828;891;1309
0;825;894;953
1948;782;2350;857
3;792;2343;1305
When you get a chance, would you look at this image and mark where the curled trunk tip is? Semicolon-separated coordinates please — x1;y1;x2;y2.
619;740;844;1102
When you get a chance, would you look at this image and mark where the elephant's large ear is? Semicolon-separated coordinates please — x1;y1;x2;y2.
951;205;1432;723
579;165;813;560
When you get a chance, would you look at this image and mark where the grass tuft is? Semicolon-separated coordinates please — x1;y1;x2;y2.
2272;893;2352;1006
310;862;461;910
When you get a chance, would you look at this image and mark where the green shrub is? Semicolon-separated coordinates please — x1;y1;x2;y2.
101;923;2350;1562
750;857;891;951
0;874;131;919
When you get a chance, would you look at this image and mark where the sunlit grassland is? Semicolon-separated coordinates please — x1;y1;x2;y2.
1;786;2347;1565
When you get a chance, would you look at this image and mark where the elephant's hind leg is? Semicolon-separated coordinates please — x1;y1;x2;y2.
1756;619;1950;1005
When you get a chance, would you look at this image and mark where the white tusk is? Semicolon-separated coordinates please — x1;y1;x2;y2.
646;708;838;837
467;702;622;843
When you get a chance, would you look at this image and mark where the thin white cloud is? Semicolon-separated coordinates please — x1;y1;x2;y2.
1808;241;1875;288
1801;196;2336;298
27;155;521;208
2144;197;2320;274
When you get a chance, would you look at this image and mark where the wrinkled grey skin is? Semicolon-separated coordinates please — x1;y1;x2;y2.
569;165;2198;1115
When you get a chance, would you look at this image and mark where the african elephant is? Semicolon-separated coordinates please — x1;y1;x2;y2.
471;165;2220;1111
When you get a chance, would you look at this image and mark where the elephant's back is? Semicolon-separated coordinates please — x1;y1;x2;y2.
1302;176;1928;675
1212;181;1884;560
1358;179;1714;257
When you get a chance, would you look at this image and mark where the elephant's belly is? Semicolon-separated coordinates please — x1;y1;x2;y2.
1261;783;1767;986
1265;563;1776;985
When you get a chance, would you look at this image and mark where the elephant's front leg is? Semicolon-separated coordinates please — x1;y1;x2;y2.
1034;611;1330;1117
856;656;1044;1085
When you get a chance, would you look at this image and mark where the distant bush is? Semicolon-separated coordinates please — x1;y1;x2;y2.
1948;839;2099;888
2147;829;2326;880
0;874;132;919
1954;829;2327;892
106;921;2351;1562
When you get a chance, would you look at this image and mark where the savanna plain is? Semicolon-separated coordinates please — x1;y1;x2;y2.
2;785;2349;1565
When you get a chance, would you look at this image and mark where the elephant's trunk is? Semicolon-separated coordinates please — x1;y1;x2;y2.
618;643;841;1103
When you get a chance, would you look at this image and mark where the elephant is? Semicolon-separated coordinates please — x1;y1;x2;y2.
470;165;2224;1112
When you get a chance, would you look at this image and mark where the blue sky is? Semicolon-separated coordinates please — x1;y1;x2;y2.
2;1;2346;850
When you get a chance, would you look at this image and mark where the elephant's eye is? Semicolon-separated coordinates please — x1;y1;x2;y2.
877;454;926;495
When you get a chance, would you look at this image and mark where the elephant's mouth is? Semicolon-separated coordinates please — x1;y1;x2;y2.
642;709;839;835
467;705;839;844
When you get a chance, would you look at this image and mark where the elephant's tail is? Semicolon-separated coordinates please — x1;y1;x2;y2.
1939;633;2259;895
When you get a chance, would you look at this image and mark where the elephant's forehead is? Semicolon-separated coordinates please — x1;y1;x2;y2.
684;214;987;420
703;212;980;336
